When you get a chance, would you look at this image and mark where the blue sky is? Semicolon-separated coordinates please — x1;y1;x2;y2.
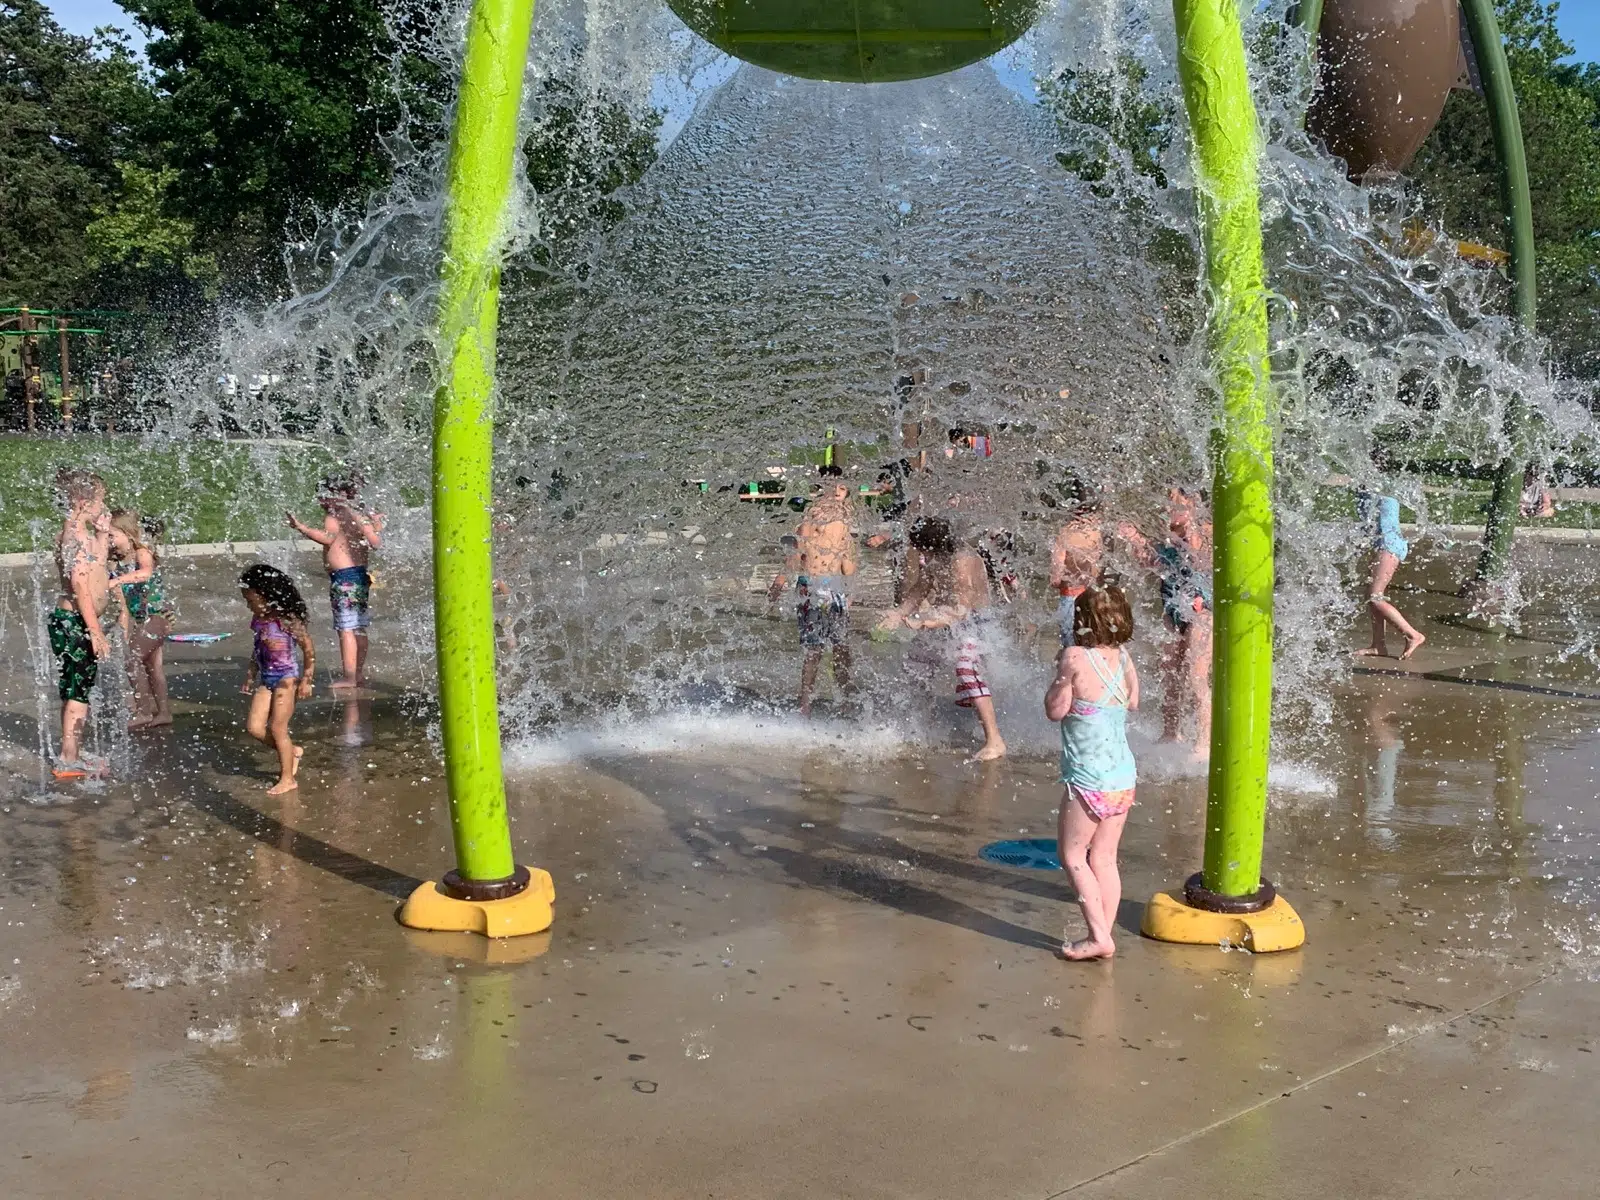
39;0;1600;66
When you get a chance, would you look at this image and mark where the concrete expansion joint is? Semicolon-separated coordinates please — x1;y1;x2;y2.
1042;968;1563;1197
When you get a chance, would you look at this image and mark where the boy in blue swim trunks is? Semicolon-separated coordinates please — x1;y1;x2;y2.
287;471;384;687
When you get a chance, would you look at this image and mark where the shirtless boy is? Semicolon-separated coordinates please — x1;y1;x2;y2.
768;469;859;716
287;472;384;687
49;469;119;776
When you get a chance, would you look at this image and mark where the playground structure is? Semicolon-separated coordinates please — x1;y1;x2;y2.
403;0;1536;948
0;307;130;432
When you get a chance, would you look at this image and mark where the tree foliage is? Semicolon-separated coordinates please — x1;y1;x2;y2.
1408;0;1600;377
0;1;152;305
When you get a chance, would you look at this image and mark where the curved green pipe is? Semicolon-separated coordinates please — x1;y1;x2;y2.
1458;0;1538;585
432;0;538;883
1174;0;1276;899
1291;0;1324;43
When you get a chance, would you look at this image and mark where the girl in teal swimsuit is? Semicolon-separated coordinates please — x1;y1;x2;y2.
109;511;176;729
1045;585;1140;962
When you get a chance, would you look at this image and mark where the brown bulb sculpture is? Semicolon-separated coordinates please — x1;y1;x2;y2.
1307;0;1466;179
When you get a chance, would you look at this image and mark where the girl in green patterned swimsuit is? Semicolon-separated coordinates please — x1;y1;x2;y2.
109;511;176;729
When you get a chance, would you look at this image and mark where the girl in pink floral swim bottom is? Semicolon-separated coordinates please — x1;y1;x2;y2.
1044;585;1140;961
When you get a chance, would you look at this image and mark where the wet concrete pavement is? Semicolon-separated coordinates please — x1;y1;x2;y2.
3;555;1600;1198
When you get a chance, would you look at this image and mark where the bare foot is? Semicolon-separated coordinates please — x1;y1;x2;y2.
266;777;298;795
966;740;1007;764
146;713;174;728
331;676;358;691
1353;646;1389;658
1399;632;1426;661
292;746;304;778
127;716;153;731
1060;938;1115;961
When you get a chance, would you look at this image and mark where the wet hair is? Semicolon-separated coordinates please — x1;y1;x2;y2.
54;467;105;508
239;564;308;622
108;509;160;566
1073;586;1134;648
908;516;956;556
818;462;843;477
319;468;362;499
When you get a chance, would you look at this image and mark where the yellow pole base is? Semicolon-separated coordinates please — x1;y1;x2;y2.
1141;890;1305;952
398;866;555;938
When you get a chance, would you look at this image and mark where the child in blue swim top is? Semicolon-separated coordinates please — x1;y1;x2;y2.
240;564;315;795
1045;584;1140;962
1355;489;1425;660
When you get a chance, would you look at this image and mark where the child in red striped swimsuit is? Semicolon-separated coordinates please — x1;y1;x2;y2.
877;517;1007;762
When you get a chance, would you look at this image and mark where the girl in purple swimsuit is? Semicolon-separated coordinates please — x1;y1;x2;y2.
240;564;315;794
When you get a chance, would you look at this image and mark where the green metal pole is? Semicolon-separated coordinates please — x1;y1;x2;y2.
432;0;537;883
1460;0;1538;586
1290;0;1324;43
1174;0;1275;898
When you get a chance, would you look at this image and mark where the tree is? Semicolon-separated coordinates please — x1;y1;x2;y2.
0;1;153;306
84;162;217;305
121;0;427;290
1037;55;1176;191
1408;0;1600;377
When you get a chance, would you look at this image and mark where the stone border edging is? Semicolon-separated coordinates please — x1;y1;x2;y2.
0;540;321;568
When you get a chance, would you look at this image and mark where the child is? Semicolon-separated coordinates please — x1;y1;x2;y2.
239;564;315;794
108;511;176;729
286;471;383;688
767;472;859;716
1118;487;1212;758
49;468;116;777
877;517;1006;762
1044;585;1139;961
1354;489;1425;660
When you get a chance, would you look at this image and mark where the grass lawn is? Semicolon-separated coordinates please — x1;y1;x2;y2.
0;435;340;553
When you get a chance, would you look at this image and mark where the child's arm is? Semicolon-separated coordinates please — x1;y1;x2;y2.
242;656;258;694
1114;521;1156;569
290;619;316;698
353;507;383;549
1044;648;1076;721
285;510;335;546
1124;654;1140;711
878;570;932;629
117;547;155;587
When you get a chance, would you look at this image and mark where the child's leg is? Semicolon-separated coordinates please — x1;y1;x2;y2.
265;682;300;794
1366;549;1424;657
832;643;855;695
1357;552;1401;655
354;631;369;683
968;695;1006;761
1189;613;1213;757
60;699;89;764
1086;808;1131;934
1160;620;1189;741
336;629;359;685
147;636;172;723
955;637;1006;760
245;686;274;744
1057;791;1114;957
799;647;823;714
